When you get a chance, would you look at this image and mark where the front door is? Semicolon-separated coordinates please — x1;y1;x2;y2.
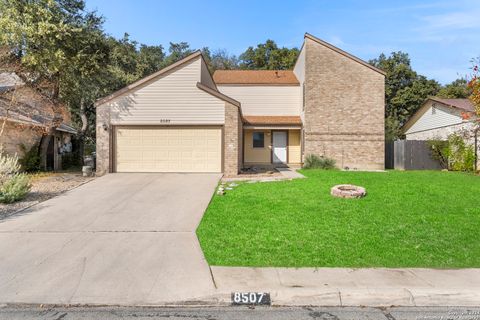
272;131;287;164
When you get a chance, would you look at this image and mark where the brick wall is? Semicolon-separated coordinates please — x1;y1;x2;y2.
303;38;385;170
95;104;110;175
224;102;241;176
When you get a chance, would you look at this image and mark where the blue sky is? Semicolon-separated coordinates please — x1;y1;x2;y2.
85;0;479;84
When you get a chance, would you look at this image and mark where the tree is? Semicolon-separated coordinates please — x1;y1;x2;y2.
370;52;440;139
210;49;238;71
468;58;480;172
162;42;193;67
105;34;141;91
239;40;299;70
201;48;238;72
0;0;109;168
469;58;480;117
137;44;165;77
437;79;471;99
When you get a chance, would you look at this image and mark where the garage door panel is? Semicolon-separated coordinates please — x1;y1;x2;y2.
116;127;222;173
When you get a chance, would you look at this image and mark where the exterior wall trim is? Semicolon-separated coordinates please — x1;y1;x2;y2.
196;82;241;108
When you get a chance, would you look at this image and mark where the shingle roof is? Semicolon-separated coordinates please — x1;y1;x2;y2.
0;72;25;93
213;70;300;85
0;107;77;134
243;116;302;125
429;97;475;112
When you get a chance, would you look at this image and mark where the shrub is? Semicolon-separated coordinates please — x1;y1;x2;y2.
0;149;31;203
0;149;21;177
19;144;41;172
0;149;21;186
61;151;81;170
84;143;95;156
303;154;336;170
0;173;30;203
427;133;475;172
446;133;475;172
426;139;449;169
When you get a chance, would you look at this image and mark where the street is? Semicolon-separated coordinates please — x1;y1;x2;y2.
1;306;480;320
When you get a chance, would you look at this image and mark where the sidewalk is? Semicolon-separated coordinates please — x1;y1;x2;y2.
203;267;480;307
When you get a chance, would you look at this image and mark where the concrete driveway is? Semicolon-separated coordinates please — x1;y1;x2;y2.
0;173;221;305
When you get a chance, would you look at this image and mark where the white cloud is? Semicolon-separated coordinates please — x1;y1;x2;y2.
421;10;480;30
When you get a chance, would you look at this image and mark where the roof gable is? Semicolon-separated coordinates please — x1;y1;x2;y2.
428;97;474;112
402;97;474;133
304;33;386;76
95;51;204;106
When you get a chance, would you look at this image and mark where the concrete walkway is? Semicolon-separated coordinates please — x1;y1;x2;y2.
0;173;220;305
207;267;480;306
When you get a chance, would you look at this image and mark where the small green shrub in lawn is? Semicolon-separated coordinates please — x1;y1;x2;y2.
0;173;30;203
303;154;336;169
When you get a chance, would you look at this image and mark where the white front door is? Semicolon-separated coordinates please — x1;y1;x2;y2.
272;131;287;164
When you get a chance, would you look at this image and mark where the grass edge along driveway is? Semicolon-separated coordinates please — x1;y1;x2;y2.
197;170;480;268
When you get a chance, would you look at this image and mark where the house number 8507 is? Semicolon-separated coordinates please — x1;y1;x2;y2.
231;292;270;305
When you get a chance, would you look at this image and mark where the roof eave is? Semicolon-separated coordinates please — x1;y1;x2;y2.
196;82;241;108
215;82;300;86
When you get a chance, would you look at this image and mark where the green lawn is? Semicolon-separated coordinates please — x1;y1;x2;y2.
196;170;480;268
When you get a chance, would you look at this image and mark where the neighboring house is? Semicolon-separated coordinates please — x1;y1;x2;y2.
0;72;77;170
95;33;385;176
403;97;477;140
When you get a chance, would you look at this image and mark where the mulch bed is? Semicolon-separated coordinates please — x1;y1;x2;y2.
0;172;94;220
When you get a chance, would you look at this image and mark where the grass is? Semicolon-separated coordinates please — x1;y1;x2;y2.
196;170;480;268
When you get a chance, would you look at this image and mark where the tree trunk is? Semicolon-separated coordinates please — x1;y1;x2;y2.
39;129;55;170
78;99;88;165
39;75;62;170
0;86;18;147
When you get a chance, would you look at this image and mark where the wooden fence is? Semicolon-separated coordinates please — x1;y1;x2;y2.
385;140;443;170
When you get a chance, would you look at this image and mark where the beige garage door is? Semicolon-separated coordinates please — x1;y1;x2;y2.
115;127;222;173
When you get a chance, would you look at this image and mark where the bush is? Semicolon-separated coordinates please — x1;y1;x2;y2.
427;133;475;172
62;151;81;170
0;173;30;203
0;149;31;203
84;143;95;156
19;144;41;172
303;154;336;170
446;133;475;172
427;139;449;169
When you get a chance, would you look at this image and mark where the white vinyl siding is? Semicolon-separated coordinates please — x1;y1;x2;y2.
217;85;302;116
406;122;476;140
115;127;222;172
405;101;464;136
106;57;225;125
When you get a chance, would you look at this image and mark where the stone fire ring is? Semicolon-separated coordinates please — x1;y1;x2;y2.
330;184;366;199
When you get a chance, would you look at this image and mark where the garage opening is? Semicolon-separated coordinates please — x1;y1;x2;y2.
115;126;222;173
